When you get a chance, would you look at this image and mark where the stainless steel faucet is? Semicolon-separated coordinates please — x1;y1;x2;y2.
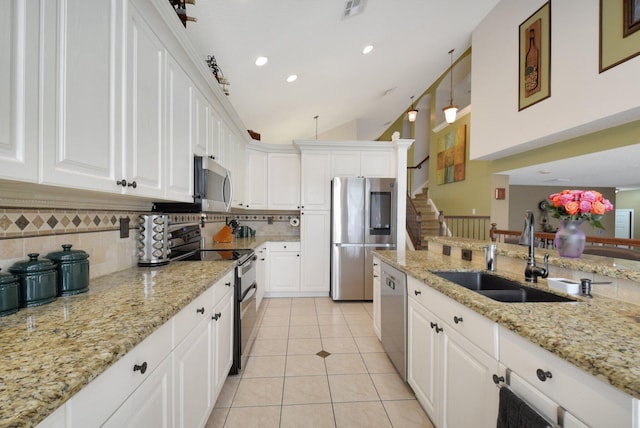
519;210;549;283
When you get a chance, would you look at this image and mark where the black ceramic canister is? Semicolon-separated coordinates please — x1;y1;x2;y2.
0;268;20;316
9;254;58;307
46;244;90;296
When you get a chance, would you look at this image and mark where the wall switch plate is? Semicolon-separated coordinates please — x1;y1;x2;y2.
443;245;451;256
461;249;472;261
119;217;130;238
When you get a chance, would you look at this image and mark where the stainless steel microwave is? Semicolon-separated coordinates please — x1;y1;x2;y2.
152;155;232;213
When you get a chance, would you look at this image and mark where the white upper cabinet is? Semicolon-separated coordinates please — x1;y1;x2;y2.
361;151;395;178
164;55;193;202
207;108;221;162
245;148;268;210
300;152;332;210
331;151;360;177
0;0;39;182
124;3;165;198
40;0;122;192
268;153;300;210
192;88;210;157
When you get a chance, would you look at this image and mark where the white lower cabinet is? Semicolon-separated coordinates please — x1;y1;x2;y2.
103;354;173;428
59;272;235;428
212;287;234;398
300;212;330;294
372;257;382;340
174;315;213;428
500;326;633;428
407;275;498;428
266;242;301;295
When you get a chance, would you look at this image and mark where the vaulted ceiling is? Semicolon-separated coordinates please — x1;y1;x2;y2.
186;0;500;145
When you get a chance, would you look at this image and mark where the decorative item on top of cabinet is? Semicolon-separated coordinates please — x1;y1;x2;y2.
168;0;197;26
205;55;230;95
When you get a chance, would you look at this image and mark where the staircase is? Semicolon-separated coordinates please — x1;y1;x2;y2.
412;190;441;240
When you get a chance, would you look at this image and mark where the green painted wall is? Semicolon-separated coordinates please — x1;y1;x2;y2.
616;189;640;239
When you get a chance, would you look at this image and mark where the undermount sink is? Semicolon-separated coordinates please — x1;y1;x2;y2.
431;271;575;303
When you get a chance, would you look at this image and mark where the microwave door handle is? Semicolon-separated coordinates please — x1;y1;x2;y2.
223;171;233;211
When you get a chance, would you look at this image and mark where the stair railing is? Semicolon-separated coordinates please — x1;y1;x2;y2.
406;194;422;250
407;155;429;196
440;213;492;240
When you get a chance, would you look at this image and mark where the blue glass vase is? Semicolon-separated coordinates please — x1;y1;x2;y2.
554;220;586;258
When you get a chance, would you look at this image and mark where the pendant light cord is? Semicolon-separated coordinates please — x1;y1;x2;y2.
448;49;455;105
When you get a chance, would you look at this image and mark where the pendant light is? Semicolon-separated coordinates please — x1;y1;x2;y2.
407;96;418;123
443;48;458;124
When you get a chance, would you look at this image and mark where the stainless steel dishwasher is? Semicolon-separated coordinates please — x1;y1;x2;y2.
380;262;407;381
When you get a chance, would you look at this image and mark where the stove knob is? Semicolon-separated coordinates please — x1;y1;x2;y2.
152;241;163;249
137;250;145;258
153;233;163;241
137;242;145;249
152;250;163;258
153;217;164;224
153;225;164;233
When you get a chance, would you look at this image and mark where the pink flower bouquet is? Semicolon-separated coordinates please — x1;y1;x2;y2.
546;190;614;229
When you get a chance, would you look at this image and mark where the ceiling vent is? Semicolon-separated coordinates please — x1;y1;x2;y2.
343;0;366;19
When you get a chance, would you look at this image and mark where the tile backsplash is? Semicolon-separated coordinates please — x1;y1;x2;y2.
0;208;301;278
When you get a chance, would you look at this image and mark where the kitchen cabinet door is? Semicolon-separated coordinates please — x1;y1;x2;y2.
331;151;360;177
245;149;268;210
207;109;221;162
102;354;173;428
0;0;39;182
233;138;246;208
441;321;499;428
164;55;194;202
407;296;440;423
123;3;164;198
268;153;301;209
300;152;332;210
361;151;395;178
174;314;213;428
372;257;381;339
300;211;330;293
40;0;123;192
212;287;234;399
192;88;210;157
256;244;269;310
268;243;300;294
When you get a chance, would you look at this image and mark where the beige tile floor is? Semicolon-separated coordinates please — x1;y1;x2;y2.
205;297;434;428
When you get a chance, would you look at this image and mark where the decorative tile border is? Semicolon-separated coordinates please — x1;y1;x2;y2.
0;208;141;239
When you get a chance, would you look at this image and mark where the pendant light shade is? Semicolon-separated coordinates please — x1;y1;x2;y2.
407;96;418;123
443;49;458;124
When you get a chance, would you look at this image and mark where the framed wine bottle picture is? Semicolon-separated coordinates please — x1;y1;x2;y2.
518;2;551;111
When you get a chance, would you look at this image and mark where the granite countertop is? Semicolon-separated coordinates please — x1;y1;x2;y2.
0;261;235;428
0;234;298;427
429;236;640;283
374;248;640;401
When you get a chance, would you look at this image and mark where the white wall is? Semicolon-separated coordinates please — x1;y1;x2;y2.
471;0;640;160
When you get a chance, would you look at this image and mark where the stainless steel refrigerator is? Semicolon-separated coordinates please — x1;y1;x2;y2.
331;177;397;301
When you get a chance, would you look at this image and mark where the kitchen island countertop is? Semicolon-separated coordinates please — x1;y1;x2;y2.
374;248;640;401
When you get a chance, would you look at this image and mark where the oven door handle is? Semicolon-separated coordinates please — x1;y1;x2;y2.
240;283;257;302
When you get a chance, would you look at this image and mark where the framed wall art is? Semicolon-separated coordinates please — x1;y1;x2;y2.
518;2;551;111
600;0;640;72
436;124;466;185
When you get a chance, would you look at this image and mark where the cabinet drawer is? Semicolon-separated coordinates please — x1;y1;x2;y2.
213;271;234;306
67;320;173;426
174;286;214;347
408;276;497;357
500;327;632;428
269;241;300;251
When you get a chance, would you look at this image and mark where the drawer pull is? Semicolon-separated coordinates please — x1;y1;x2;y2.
133;362;148;374
196;307;205;314
453;316;463;324
212;312;222;320
492;374;505;385
225;282;232;287
430;322;443;333
414;289;421;295
536;369;552;382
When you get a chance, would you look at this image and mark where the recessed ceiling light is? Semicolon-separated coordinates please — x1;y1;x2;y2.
255;56;268;66
286;74;298;83
362;45;374;55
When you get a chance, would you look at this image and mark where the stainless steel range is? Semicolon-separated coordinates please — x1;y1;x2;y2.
151;221;258;376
